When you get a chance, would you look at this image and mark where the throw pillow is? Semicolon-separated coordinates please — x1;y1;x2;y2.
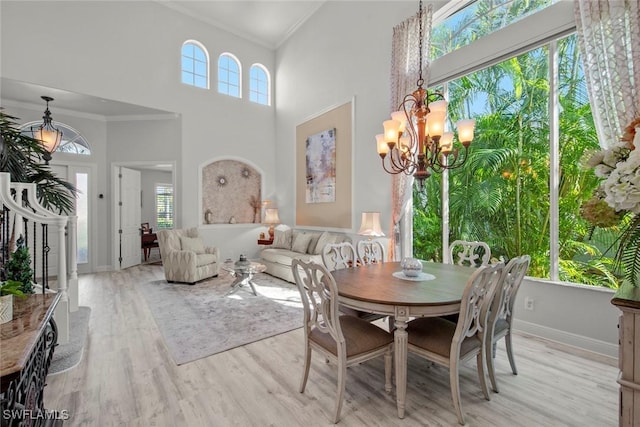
180;236;205;254
307;232;321;254
291;232;313;253
313;232;340;255
273;228;292;249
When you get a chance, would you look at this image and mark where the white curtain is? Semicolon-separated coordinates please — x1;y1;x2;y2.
388;4;432;261
574;0;640;148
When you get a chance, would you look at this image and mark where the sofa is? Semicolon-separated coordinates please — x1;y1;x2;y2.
260;227;351;282
156;227;220;284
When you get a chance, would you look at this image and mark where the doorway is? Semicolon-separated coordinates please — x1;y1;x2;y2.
111;161;176;270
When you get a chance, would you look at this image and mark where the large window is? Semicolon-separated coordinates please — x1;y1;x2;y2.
412;4;618;288
181;40;209;89
218;53;241;98
431;0;555;60
155;184;174;230
249;64;270;106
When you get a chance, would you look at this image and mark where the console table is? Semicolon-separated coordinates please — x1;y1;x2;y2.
611;283;640;427
0;293;63;426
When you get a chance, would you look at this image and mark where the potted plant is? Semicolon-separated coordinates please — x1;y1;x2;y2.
0;279;25;324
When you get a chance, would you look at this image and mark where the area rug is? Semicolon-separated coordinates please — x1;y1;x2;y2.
49;306;91;375
138;270;303;365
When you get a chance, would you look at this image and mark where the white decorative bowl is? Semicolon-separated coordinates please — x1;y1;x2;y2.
401;258;423;277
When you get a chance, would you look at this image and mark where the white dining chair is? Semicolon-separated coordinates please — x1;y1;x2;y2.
322;242;388;325
484;254;530;393
449;240;491;268
406;262;505;425
356;239;386;265
291;259;393;423
322;242;358;271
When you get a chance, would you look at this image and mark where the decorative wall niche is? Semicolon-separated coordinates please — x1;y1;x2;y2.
201;159;262;224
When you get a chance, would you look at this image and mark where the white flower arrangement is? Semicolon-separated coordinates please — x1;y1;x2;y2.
586;125;640;214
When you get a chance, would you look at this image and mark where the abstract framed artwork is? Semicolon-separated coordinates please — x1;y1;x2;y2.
305;128;336;203
296;99;353;229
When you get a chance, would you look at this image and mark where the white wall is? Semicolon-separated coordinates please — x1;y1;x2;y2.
1;0;277;264
514;279;619;357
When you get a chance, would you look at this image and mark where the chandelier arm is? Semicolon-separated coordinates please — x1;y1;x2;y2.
381;157;412;175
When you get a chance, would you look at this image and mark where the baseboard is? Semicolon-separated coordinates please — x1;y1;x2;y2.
95;265;113;272
513;318;618;358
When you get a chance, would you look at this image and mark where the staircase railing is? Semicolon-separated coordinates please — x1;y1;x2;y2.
0;172;71;344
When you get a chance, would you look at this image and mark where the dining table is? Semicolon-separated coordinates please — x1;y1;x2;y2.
331;260;475;419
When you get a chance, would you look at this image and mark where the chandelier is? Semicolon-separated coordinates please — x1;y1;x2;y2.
31;96;63;165
377;0;475;189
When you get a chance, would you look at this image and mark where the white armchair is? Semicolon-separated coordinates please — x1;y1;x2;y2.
157;228;220;284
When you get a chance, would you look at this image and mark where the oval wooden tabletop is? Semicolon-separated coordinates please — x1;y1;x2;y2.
331;261;474;306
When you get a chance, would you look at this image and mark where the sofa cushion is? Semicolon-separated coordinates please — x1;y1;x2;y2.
261;248;322;266
291;231;314;253
313;232;343;255
195;253;216;267
307;232;322;254
273;227;292;249
181;236;205;254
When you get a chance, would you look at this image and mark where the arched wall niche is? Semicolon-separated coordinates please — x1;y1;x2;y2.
201;158;262;225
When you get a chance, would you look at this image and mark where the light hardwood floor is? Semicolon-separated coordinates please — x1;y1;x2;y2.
44;264;619;426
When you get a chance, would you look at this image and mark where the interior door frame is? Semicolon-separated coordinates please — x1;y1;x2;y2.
50;160;98;275
111;160;177;270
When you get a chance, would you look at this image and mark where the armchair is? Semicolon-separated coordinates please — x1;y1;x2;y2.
156;228;220;284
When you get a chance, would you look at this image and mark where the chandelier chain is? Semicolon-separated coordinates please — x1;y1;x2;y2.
417;0;424;88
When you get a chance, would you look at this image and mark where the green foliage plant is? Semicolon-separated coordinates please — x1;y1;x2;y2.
5;237;35;294
0;279;26;298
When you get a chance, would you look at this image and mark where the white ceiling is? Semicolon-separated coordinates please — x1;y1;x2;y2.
0;1;326;118
158;0;326;49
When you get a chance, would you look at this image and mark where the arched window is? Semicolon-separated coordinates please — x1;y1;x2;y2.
249;64;270;106
218;53;241;98
20;121;91;155
181;40;209;89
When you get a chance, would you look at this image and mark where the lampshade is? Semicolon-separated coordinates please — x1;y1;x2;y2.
264;208;280;225
357;212;385;237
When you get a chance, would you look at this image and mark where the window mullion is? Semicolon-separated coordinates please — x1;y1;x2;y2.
549;40;560;281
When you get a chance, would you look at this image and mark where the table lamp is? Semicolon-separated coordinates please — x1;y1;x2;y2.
264;208;280;240
357;212;385;239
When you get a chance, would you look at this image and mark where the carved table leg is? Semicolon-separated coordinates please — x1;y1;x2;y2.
394;307;409;419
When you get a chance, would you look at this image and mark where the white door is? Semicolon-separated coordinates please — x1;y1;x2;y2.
118;167;141;269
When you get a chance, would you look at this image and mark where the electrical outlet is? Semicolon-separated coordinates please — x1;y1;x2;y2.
524;297;534;311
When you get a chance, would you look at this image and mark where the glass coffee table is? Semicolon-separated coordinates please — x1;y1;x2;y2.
222;260;267;296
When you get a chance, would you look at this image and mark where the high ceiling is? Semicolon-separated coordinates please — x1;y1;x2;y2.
159;1;326;49
1;1;326;118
